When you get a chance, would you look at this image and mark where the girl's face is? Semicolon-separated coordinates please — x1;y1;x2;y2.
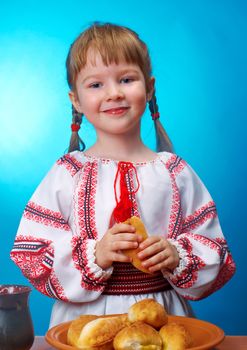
69;49;154;138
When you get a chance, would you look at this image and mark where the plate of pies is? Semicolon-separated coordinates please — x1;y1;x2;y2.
45;299;224;350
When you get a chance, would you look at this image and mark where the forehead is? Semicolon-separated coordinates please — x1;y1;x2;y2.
85;47;136;67
82;48;142;73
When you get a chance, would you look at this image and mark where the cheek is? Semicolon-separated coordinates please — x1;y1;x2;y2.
126;81;146;99
133;90;148;108
78;92;100;111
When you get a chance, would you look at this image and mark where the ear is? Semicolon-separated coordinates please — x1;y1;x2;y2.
147;76;155;101
69;91;83;113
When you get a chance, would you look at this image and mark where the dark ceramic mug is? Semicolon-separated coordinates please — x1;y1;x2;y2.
0;285;34;350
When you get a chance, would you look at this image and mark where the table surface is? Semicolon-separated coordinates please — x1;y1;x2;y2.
31;336;247;350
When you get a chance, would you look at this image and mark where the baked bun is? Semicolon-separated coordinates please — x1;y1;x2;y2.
123;216;150;273
113;322;162;350
128;299;168;329
76;314;129;349
67;314;98;346
159;322;192;350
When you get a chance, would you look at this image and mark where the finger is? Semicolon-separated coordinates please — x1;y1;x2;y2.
110;223;136;234
138;241;165;260
141;250;168;268
148;263;165;273
148;255;179;273
111;240;139;251
114;233;141;242
163;256;179;270
139;236;162;250
111;251;133;263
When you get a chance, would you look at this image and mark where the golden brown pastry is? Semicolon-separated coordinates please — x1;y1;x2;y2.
76;314;129;349
128;299;168;329
159;322;192;350
113;321;162;350
123;216;150;273
67;314;99;346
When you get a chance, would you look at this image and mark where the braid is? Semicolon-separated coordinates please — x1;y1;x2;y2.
148;93;173;153
68;105;86;152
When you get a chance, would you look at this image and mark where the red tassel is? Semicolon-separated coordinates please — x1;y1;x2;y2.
110;162;140;226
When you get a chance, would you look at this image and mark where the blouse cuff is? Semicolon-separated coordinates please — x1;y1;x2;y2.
86;239;113;280
163;238;189;278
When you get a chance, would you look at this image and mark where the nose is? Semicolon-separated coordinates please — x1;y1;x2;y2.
106;83;124;100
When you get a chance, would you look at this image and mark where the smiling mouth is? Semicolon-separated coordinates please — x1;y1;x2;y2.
102;107;129;115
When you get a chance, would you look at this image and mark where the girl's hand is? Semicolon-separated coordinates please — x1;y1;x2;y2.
95;223;142;270
137;236;179;273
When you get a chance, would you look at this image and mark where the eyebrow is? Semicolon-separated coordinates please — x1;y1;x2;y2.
81;74;102;84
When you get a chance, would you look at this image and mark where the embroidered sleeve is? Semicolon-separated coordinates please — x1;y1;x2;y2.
71;237;113;291
10;153;111;302
163;155;236;300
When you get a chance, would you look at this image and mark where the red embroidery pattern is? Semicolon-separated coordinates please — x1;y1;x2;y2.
72;162;107;291
170;235;235;298
161;155;183;239
180;254;236;301
158;153;235;299
177;293;200;301
200;254;236;299
169;237;206;289
84;154;111;165
187;233;227;259
32;272;68;301
76;161;98;240
11;236;50;254
182;201;217;233
167;175;182;239
186;234;235;280
165;154;186;177
71;236;106;291
24;201;70;231
11;235;54;278
11;235;68;301
215;237;231;265
103;262;172;295
56;154;83;177
126;167;140;218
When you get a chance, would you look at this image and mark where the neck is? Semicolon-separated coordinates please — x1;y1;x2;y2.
86;127;155;162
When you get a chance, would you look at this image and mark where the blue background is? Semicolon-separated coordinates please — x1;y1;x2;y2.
0;0;246;336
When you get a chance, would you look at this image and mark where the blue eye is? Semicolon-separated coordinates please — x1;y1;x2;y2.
89;82;102;88
120;77;133;84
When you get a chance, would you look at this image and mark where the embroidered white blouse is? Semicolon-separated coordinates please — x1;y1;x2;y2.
11;151;235;327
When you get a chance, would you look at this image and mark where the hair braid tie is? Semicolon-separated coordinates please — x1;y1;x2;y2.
148;91;173;152
68;105;86;152
151;112;160;120
71;123;81;132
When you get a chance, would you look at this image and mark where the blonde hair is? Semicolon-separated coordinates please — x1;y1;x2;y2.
66;22;173;153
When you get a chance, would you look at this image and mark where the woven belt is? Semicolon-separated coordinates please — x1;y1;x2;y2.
102;262;172;295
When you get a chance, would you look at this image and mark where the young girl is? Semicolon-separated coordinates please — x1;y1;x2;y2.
11;22;235;328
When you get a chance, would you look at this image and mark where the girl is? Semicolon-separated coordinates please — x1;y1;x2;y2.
11;22;235;328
